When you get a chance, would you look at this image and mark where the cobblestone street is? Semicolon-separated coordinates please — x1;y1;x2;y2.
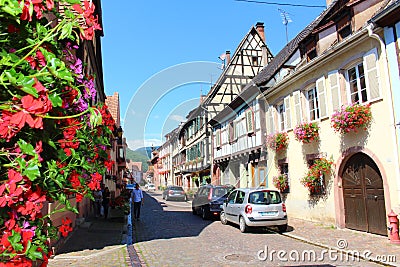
131;191;392;267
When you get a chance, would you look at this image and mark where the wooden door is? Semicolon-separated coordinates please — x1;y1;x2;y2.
342;153;386;235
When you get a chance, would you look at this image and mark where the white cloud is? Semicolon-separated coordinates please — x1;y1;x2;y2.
169;114;185;122
127;139;163;151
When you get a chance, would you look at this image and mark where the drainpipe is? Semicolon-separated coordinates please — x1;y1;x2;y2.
367;24;400;212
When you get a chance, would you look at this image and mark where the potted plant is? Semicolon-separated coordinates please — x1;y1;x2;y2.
273;173;289;193
266;132;289;152
331;103;372;134
294;122;320;143
300;158;334;194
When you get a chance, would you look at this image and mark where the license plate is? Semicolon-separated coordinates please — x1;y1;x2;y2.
259;211;277;216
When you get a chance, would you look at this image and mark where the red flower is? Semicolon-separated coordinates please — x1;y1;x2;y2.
69;171;81;189
59;218;73;237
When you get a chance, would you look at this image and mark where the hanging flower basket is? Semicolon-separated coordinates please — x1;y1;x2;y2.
266;132;289;152
272;173;289;193
300;158;333;194
331;103;372;134
294;122;320;143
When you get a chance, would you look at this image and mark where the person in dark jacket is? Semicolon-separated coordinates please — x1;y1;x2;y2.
102;187;111;219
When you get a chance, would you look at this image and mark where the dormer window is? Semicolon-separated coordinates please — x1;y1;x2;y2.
337;14;352;41
305;39;317;62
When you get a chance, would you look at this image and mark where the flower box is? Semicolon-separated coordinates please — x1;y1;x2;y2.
331;103;372;134
273;173;289;193
266;132;289;152
294;122;320;143
300;158;333;194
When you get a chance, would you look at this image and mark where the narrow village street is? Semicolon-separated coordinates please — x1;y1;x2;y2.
47;189;399;267
130;192;389;267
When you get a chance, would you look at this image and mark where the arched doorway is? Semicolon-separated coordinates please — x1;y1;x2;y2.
341;153;387;235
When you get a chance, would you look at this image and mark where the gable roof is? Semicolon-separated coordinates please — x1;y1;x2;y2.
203;23;272;110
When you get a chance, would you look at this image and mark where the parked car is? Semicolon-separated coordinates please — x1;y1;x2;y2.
162;186;187;201
147;183;156;192
220;188;288;233
192;184;235;219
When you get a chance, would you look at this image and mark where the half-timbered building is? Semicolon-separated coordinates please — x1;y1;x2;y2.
204;22;273;185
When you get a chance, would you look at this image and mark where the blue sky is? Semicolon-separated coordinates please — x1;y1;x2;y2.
101;0;327;150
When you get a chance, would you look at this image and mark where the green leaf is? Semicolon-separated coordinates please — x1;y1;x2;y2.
64;0;81;4
17;139;36;156
60;22;73;40
48;140;57;150
23;160;40;181
25;243;43;261
49;93;63;107
8;230;24;252
0;0;21;17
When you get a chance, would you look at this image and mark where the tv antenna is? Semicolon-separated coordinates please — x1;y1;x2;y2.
278;8;293;44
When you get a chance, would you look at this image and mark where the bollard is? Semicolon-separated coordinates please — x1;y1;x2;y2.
387;210;400;244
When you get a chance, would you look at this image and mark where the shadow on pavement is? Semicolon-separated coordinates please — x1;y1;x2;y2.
56;209;126;254
132;192;212;243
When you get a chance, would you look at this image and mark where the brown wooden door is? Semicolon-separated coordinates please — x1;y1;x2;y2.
342;153;387;235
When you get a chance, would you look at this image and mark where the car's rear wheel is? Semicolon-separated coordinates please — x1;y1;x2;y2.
239;217;248;233
220;211;227;225
277;224;288;233
201;207;209;220
192;207;197;215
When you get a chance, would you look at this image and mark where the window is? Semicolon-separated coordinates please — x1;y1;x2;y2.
279;163;289;193
307;87;320;120
277;103;285;131
227;191;237;204
252;56;258;66
347;63;367;104
235;191;245;204
307;159;325;195
337;14;352;41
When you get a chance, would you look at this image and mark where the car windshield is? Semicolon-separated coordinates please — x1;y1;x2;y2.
248;191;282;205
213;187;231;197
170;186;183;191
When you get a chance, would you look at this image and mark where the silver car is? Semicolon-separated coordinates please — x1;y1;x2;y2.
220;188;288;233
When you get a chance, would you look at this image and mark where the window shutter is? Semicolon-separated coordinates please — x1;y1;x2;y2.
246;109;255;134
293;90;302;126
266;107;275;135
363;48;380;100
284;96;291;129
316;76;327;118
229;122;234;143
233;121;238;140
215;129;221;149
328;70;341;112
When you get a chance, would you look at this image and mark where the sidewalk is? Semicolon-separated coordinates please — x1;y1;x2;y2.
48;208;132;267
284;217;400;267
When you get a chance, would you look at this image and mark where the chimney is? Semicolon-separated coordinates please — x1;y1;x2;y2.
225;51;231;65
255;22;266;43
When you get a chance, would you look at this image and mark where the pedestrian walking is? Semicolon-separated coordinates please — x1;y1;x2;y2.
132;183;144;221
102;187;111;219
93;189;102;217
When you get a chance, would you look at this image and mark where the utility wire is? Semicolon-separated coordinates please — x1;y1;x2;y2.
234;0;326;8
